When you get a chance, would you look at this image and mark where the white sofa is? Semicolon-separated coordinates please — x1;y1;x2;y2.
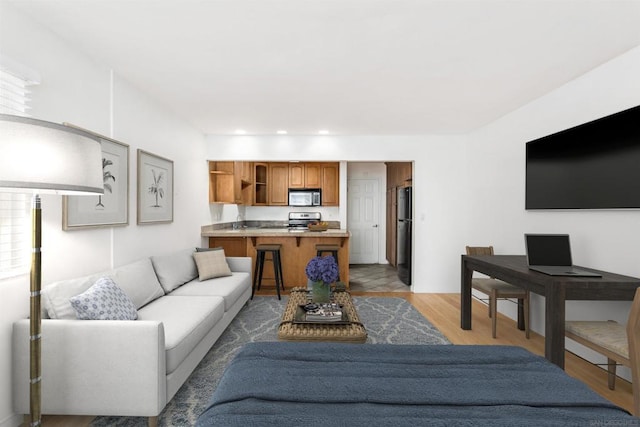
12;247;252;425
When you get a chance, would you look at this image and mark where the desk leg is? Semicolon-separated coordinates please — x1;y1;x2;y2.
517;299;525;331
461;257;472;330
545;287;566;369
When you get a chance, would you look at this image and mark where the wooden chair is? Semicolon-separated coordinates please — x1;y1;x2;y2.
565;287;640;415
465;246;530;339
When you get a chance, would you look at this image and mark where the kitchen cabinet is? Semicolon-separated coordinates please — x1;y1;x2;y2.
208;161;252;204
204;229;351;287
268;163;289;205
305;163;322;188
320;162;339;206
212;161;339;206
386;162;412;189
288;164;305;188
208;161;238;204
254;163;268;205
208;237;248;257
288;162;322;189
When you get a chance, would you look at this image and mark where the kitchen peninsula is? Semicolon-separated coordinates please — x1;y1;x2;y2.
201;226;350;286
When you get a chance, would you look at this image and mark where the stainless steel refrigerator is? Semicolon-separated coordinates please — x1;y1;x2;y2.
397;186;412;285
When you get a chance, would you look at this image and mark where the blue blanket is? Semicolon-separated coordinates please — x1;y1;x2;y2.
197;342;638;426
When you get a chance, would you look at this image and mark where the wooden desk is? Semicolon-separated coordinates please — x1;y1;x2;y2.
461;255;640;369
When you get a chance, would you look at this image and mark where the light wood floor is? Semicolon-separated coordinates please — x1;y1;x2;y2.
36;292;634;426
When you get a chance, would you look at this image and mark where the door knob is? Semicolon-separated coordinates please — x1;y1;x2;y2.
372;224;378;228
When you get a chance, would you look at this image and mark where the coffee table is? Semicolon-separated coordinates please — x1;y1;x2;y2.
278;288;367;343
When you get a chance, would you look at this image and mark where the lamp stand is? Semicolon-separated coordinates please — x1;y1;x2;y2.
29;194;42;427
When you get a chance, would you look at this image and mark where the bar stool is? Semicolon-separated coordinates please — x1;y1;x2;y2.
316;244;340;281
252;244;284;300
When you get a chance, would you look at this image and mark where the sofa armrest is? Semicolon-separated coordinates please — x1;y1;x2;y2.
13;318;167;417
226;256;251;274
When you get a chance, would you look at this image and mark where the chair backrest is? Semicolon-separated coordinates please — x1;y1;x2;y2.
466;246;494;256
626;287;640;415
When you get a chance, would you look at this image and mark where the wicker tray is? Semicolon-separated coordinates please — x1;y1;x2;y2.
308;224;328;231
278;288;367;343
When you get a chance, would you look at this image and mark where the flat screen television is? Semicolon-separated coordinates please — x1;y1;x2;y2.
525;105;640;210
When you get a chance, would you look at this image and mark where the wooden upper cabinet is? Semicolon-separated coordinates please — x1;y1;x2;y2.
209;161;252;204
305;163;322;188
209;161;235;204
288;164;305;188
289;162;322;189
386;162;412;189
320;163;339;206
268;163;289;205
254;163;268;205
212;161;339;206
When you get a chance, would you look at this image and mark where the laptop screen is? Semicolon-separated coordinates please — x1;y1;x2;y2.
525;234;573;266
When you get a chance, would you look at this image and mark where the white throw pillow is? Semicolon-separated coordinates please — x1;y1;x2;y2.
193;249;232;281
70;277;138;320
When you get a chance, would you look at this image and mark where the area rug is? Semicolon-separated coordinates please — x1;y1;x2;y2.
91;296;450;427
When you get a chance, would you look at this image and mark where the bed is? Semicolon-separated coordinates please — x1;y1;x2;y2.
196;342;638;426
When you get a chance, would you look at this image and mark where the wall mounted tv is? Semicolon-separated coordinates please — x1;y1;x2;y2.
525;105;640;210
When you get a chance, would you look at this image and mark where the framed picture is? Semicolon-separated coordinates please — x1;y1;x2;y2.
137;149;173;224
62;126;129;230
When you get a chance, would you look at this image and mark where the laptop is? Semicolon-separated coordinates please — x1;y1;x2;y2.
524;234;602;277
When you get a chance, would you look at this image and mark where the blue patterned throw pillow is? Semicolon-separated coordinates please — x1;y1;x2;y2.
70;277;138;320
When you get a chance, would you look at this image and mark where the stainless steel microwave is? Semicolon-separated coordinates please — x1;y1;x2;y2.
288;189;321;206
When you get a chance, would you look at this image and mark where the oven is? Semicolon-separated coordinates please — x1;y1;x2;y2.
288;212;321;231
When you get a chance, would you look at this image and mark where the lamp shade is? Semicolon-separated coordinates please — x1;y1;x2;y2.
0;114;104;194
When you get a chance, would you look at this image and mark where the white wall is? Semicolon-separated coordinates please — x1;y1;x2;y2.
463;45;640;376
0;5;208;426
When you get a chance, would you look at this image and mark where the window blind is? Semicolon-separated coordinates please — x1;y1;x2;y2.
0;68;36;278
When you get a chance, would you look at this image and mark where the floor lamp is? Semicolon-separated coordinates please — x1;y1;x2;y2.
0;114;103;427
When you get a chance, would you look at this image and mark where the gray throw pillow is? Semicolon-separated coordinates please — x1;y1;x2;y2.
151;248;199;293
69;277;138;320
195;246;223;252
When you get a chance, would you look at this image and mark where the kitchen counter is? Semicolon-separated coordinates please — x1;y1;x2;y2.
201;227;350;238
201;225;351;287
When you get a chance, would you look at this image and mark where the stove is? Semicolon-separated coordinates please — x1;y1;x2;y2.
288;212;321;230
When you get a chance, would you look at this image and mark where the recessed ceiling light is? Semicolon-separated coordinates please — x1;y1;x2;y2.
318;130;329;135
277;130;288;135
234;129;246;135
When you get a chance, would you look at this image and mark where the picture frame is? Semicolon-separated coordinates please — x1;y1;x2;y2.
137;149;174;224
62;125;129;230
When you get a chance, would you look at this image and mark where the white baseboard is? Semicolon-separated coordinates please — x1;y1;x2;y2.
0;412;22;427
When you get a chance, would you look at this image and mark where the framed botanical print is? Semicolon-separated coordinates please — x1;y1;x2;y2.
137;149;173;224
62;126;129;230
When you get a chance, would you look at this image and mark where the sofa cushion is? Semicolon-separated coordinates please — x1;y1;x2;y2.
193;249;232;281
150;248;199;293
137;295;225;374
170;272;251;311
42;273;104;319
108;258;165;309
41;258;165;318
69;277;138;320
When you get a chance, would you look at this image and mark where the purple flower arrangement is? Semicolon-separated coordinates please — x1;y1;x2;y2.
305;256;339;283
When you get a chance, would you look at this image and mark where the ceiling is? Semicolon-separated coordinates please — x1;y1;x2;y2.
4;0;640;135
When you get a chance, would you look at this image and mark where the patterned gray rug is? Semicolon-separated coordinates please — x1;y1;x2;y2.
91;296;450;427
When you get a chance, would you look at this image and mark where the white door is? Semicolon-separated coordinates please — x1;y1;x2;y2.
347;179;379;264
